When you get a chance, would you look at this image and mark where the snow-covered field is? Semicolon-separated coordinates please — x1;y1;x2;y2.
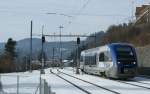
0;70;40;94
1;67;150;94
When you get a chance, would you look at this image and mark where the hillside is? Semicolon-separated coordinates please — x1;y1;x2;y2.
0;38;77;63
100;24;150;47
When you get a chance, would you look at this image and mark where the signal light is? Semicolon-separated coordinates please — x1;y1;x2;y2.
77;37;80;44
42;36;45;43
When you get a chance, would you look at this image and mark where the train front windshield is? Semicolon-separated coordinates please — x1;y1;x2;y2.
115;46;136;63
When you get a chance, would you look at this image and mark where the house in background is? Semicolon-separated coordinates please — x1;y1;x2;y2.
135;4;150;25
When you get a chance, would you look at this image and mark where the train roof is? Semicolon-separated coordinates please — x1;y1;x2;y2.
81;45;107;55
81;43;134;54
107;43;134;47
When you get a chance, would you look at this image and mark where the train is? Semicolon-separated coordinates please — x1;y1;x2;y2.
80;43;138;79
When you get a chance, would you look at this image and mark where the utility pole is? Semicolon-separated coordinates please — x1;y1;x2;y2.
41;25;45;74
59;25;63;68
132;0;134;22
52;47;55;67
25;56;28;71
76;37;80;74
40;25;45;94
17;75;19;94
30;20;33;72
94;32;97;47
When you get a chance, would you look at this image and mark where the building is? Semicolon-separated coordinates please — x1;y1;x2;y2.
135;5;150;25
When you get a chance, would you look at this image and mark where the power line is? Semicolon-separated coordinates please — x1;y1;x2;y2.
62;0;91;32
78;0;91;13
46;12;73;18
66;13;129;17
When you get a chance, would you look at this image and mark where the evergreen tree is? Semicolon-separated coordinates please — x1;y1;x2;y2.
5;38;17;60
0;38;16;72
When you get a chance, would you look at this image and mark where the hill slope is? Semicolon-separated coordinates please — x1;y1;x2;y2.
0;38;77;63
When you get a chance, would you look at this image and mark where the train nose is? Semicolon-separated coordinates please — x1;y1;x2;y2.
119;66;137;74
120;67;124;73
120;68;130;74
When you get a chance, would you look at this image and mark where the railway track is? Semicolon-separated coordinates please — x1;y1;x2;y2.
85;71;150;90
58;70;150;91
55;70;121;94
51;71;91;94
138;75;150;79
118;76;150;89
129;79;150;86
117;80;150;90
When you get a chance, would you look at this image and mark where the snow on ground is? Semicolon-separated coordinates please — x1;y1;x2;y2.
42;68;86;94
1;67;150;94
133;77;150;84
57;72;114;94
58;67;150;94
1;70;40;94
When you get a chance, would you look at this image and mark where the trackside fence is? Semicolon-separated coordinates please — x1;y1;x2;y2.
0;74;55;94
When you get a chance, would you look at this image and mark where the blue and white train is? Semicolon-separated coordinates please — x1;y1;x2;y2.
80;43;138;79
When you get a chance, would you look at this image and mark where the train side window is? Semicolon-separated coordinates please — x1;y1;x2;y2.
80;56;83;62
104;51;112;61
99;53;104;61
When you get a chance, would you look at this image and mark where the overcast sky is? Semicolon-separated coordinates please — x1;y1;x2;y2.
0;0;149;42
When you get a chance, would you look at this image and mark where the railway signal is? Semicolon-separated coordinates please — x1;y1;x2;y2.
42;36;45;43
41;26;45;74
76;37;80;74
77;37;80;44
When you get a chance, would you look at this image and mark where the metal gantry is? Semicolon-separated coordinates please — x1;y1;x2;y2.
30;21;96;73
35;33;96;74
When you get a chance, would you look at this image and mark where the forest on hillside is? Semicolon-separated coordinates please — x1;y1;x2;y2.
86;23;150;49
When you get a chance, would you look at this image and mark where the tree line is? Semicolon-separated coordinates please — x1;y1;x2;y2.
0;38;45;73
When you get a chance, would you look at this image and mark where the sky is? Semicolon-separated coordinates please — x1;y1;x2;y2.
0;0;150;42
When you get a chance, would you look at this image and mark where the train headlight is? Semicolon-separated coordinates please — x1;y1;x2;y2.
133;62;136;64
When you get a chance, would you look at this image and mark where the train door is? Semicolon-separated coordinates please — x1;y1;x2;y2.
104;51;113;70
80;55;84;70
98;52;105;72
98;51;113;75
